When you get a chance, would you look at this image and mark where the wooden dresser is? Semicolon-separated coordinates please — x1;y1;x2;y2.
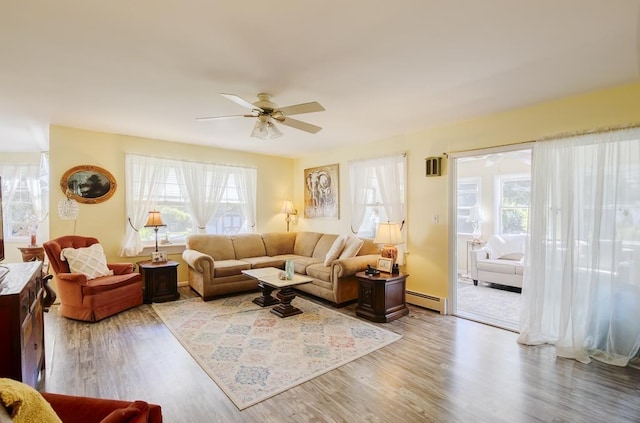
0;261;45;387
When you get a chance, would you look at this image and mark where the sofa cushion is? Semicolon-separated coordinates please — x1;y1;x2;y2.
306;263;332;286
324;235;347;266
484;234;526;260
214;260;252;277
231;233;266;259
241;256;285;269
476;259;519;275
186;235;235;261
61;243;114;280
0;378;62;423
81;273;142;295
261;232;297;256
339;236;364;259
293;232;323;257
291;257;323;274
313;234;339;259
357;238;380;256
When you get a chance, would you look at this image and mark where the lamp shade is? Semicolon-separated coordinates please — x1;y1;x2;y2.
280;200;296;215
144;211;166;227
373;222;403;245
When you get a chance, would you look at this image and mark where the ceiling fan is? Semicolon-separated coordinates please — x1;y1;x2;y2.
196;93;325;139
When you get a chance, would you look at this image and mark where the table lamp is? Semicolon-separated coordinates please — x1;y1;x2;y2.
144;211;166;253
373;222;403;263
280;200;297;232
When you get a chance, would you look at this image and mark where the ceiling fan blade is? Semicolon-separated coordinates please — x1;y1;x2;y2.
220;93;262;111
196;114;255;121
277;101;325;116
279;117;322;134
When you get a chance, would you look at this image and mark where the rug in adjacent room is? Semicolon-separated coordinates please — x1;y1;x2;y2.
152;294;402;410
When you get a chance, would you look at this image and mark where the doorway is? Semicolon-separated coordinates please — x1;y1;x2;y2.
449;145;532;331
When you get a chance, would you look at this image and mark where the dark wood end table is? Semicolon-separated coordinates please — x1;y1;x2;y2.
137;260;180;303
355;271;409;322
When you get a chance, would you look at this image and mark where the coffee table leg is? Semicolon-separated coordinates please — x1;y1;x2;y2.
271;287;303;318
253;282;279;307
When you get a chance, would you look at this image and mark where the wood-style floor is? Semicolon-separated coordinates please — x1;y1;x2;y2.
39;287;640;423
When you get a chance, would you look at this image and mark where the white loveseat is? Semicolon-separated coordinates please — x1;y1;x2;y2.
470;234;527;289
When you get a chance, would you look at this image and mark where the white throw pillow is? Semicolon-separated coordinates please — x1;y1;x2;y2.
339;236;364;259
61;243;114;280
324;235;348;266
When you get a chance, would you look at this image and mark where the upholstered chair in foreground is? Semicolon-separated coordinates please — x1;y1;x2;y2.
43;235;143;322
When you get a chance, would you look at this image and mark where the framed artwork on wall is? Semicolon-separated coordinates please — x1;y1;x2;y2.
60;165;117;204
304;163;339;219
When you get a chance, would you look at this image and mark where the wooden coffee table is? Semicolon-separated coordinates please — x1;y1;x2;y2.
242;267;312;317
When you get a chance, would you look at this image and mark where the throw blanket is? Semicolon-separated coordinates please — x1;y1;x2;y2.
0;378;61;423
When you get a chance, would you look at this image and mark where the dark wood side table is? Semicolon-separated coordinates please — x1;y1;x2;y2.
137;260;179;304
18;246;56;311
355;271;409;323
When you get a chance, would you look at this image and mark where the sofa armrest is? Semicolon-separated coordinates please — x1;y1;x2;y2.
41;392;162;423
108;262;135;275
332;254;379;278
57;272;89;286
469;248;489;280
182;249;214;276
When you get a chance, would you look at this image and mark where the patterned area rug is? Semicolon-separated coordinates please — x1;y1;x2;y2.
152;294;402;410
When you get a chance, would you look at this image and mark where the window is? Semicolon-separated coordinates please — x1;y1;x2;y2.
124;155;257;251
0;164;47;242
348;154;406;239
457;178;480;235
496;174;530;234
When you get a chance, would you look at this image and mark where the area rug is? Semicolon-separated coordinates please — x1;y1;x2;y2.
457;279;521;327
152;294;402;410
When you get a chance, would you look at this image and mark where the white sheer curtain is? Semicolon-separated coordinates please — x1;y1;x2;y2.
25;153;49;223
348;160;372;234
374;154;407;264
119;155;167;256
518;127;640;367
0;165;22;238
349;160;374;234
177;161;227;233
231;166;257;232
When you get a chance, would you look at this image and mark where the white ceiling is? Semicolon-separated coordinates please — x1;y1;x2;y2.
1;1;639;157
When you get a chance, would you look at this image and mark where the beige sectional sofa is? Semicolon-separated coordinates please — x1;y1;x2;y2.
182;231;380;305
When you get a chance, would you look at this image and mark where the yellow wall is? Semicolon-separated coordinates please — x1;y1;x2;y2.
45;82;640;298
294;81;640;299
49;126;294;282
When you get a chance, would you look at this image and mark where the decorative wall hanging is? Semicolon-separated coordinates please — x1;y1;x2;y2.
60;165;117;204
304;163;339;219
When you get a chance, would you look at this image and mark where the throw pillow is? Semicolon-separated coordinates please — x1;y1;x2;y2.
100;401;148;423
324;235;348;266
61;243;114;280
0;378;62;423
339;236;364;259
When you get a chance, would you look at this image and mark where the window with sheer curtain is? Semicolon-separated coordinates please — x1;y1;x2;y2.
348;153;407;261
518;126;640;367
0;155;49;241
119;154;256;257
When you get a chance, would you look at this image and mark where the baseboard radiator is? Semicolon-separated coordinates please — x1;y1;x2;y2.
406;290;447;314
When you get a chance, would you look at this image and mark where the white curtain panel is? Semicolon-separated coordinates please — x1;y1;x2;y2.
0;164;23;238
119;154;167;256
177;161;227;233
347;160;372;234
232;166;257;232
374;154;407;264
518;127;640;366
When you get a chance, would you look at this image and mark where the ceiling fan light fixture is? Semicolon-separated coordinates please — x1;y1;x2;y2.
268;120;283;139
251;121;268;139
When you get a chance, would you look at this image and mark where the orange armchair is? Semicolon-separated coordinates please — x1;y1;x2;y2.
43;235;143;322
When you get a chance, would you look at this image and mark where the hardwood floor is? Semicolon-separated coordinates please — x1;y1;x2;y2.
39;287;640;423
